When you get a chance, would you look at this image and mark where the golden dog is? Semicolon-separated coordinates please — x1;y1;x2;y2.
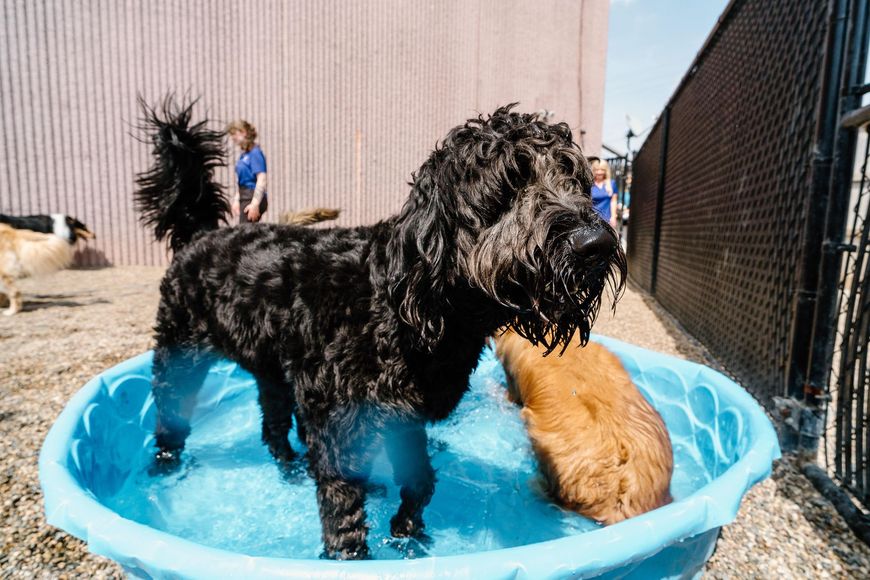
494;329;673;525
0;223;92;315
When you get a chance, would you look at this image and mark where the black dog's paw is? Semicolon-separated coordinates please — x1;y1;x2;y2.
390;536;431;559
148;449;183;476
276;456;308;483
319;545;370;560
390;513;426;539
266;440;297;465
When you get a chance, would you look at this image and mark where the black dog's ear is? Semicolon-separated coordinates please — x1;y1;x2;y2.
387;165;456;352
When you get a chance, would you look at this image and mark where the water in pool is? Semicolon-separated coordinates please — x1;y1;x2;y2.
105;348;711;560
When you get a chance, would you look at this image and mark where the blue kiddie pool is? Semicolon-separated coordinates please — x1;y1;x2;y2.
40;336;780;579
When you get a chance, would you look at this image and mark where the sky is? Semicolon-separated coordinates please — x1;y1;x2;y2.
601;0;730;156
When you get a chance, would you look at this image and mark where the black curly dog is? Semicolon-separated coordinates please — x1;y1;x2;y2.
135;97;626;560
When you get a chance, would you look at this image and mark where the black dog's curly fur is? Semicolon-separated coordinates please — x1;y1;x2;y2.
136;97;626;560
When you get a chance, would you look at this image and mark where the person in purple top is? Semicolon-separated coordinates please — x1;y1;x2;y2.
590;159;617;229
227;119;269;223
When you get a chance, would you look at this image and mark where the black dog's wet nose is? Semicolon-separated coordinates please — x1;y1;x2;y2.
569;227;615;258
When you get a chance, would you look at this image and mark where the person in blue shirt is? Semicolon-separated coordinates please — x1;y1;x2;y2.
227;119;269;223
590;159;617;229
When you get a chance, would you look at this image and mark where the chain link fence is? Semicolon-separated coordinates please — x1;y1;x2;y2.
628;0;870;522
629;0;829;407
828;129;870;507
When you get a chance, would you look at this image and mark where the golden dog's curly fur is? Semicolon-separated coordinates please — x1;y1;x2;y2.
494;329;673;525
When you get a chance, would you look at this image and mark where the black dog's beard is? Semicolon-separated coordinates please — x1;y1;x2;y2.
470;223;627;355
516;244;626;354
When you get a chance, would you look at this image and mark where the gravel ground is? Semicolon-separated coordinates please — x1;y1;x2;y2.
1;267;869;578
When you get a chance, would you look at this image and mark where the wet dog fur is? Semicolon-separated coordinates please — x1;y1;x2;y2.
494;328;673;525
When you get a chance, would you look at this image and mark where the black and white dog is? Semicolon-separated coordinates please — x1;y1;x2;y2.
135;97;626;560
0;214;94;245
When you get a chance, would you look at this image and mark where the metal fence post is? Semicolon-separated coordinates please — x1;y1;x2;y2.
649;106;671;296
803;0;870;455
782;0;853;455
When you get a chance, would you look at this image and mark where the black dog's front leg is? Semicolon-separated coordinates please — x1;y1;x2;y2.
255;373;297;465
313;472;370;560
307;416;376;560
386;422;436;538
150;347;211;474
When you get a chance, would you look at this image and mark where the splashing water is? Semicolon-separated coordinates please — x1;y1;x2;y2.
105;349;710;560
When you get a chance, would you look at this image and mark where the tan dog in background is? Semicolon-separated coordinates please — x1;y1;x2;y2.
494;329;673;525
0;224;87;315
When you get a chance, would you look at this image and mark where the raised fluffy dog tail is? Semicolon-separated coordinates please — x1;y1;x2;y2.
135;95;228;253
279;207;341;226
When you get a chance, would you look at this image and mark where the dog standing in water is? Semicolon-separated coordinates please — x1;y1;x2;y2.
494;329;673;525
135;98;626;559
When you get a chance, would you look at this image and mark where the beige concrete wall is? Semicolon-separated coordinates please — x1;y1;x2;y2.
0;0;608;266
